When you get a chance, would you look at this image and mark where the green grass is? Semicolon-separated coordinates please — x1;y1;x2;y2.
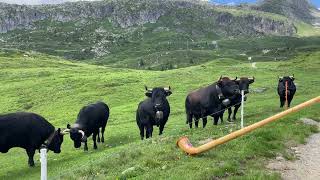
295;21;320;37
0;50;319;179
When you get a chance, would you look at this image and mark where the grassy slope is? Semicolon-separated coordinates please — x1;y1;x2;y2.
0;51;319;179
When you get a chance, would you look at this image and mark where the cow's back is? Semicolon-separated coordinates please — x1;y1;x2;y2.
186;84;220;113
0;112;53;151
77;102;109;128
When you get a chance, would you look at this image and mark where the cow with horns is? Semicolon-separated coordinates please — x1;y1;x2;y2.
185;76;240;128
65;101;109;151
0;112;67;166
136;86;172;139
220;77;255;122
278;75;296;108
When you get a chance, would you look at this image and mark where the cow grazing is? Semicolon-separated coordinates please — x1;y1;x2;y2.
66;101;109;151
278;75;296;108
136;86;172;140
185;76;240;128
222;77;255;122
0;112;66;167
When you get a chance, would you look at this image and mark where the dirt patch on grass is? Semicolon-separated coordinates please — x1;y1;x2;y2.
267;118;320;180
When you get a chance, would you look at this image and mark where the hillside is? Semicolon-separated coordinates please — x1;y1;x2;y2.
255;0;316;22
0;50;319;179
0;0;305;70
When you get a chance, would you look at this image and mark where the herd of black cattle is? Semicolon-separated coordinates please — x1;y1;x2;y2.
0;75;296;167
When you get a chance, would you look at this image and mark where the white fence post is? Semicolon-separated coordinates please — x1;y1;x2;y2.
241;90;244;129
40;147;47;180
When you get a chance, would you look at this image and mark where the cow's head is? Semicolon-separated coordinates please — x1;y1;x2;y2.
217;76;240;98
145;86;172;124
235;77;255;94
47;128;65;153
66;124;87;148
279;75;295;83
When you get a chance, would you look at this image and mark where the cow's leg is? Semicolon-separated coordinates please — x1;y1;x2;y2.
97;128;101;143
139;124;145;140
202;117;207;128
288;95;293;107
101;126;106;143
227;108;232;121
220;113;224;123
84;141;88;151
187;113;193;129
213;116;219;125
93;131;98;150
146;124;153;139
232;105;240;121
26;148;35;167
280;97;285;108
195;118;199;128
159;124;165;135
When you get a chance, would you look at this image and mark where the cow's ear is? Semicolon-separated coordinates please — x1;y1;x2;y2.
166;90;172;96
57;128;61;133
145;91;152;97
67;124;71;129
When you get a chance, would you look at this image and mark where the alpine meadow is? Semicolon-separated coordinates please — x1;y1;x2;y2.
0;0;320;179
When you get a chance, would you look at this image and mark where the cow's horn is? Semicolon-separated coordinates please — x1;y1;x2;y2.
278;76;283;80
145;85;152;91
61;129;70;135
289;74;294;79
164;86;171;91
78;130;85;138
234;76;238;81
218;75;222;80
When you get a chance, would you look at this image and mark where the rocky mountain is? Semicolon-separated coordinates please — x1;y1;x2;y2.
0;0;295;34
0;0;318;70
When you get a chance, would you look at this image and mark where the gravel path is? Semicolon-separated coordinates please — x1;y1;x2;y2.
267;118;320;180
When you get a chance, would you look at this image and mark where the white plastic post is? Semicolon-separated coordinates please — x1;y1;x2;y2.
241;90;244;129
40;147;47;180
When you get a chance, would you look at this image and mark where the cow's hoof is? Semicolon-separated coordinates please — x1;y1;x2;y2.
28;162;35;167
94;146;97;150
97;139;101;143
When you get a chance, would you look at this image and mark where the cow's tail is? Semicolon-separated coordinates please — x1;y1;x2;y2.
185;97;193;124
136;110;140;126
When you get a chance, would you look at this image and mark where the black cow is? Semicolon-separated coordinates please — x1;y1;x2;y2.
0;112;65;167
278;75;296;108
185;76;240;128
66;101;109;151
221;77;255;122
136;86;172;140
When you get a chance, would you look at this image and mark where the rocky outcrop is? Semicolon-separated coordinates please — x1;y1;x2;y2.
0;0;295;36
